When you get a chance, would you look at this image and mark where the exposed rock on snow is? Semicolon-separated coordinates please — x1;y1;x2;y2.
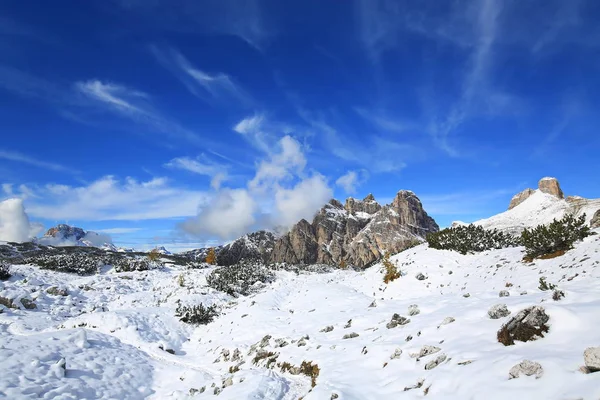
584;347;600;372
498;306;550;346
416;272;427;281
509;360;544;379
390;348;403;360
538;177;564;199
508;188;535;210
499;290;510;297
342;332;359;339
46;286;68;296
408;304;420;316
488;304;511;319
417;346;441;358
386;314;410;329
425;354;447;370
439;317;455;326
591;210;600;229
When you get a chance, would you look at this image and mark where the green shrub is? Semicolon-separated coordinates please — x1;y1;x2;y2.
175;303;218;325
206;260;275;297
521;214;590;259
0;262;11;281
426;224;519;254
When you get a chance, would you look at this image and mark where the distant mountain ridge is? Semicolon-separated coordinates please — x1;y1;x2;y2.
37;223;117;251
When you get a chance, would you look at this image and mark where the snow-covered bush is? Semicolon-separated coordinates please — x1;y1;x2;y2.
207;261;275;296
113;257;161;273
0;261;10;281
25;253;102;275
426;225;519;254
175;303;218;325
521;214;590;260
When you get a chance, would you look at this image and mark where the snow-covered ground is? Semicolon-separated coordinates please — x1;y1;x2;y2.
1;227;599;399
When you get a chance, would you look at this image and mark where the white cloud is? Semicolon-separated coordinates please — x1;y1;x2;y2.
250;135;306;190
165;155;229;190
274;174;332;227
336;170;368;194
180;188;256;240
0;198;34;242
75;79;202;145
233;114;273;153
0;149;73;172
150;45;251;106
181;135;332;240
11;176;209;221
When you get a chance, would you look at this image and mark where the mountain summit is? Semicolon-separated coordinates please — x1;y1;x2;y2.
270;190;438;267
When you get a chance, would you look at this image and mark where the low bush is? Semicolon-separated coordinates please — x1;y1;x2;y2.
207;260;275;296
426;224;519;254
175;303;218;325
25;253;102;275
0;262;11;281
113;257;161;273
521;214;590;260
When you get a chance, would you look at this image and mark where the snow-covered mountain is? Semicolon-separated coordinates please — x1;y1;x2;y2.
1;177;599;399
36;224;116;250
475;177;600;235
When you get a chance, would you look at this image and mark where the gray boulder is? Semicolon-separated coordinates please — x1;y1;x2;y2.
386;314;411;329
499;290;510;297
509;360;543;379
591;210;600;229
425;354;447;370
584;347;600;372
408;304;420;316
488;304;511;319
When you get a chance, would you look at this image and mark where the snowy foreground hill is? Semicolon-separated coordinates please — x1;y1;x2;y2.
1;231;600;399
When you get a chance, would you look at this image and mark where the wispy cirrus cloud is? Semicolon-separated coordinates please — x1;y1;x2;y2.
150;45;251;106
116;0;271;51
335;169;369;194
75;79;202;144
0;149;74;173
165;155;228;190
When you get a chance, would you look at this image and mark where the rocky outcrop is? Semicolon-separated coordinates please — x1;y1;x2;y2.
217;231;275;266
270;191;438;267
45;224;86;241
508;188;535;210
590;210;600;229
538;177;564;199
508;177;564;210
488;304;511;319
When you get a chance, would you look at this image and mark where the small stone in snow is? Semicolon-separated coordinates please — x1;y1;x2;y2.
499;290;510;297
425;354;447;370
416;273;427;281
439;317;455;326
390;348;403;359
509;360;543;379
320;325;334;333
408;304;420;316
343;332;359;339
488;304;511;319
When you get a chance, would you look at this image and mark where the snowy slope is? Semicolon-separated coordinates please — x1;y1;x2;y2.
475;191;599;235
1;229;600;399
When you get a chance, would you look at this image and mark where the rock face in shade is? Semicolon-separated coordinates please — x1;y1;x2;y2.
590;210;600;229
270;191;439;267
537;177;564;199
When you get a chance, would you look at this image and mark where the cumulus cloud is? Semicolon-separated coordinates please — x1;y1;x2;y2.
274;175;332;227
181;135;333;240
0;198;34;242
180;188;256;240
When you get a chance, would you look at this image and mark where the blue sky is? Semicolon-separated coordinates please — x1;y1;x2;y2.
1;0;599;251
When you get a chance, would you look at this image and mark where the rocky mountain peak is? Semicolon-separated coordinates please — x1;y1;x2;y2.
271;189;439;267
508;177;565;210
538;177;564;199
45;224;86;241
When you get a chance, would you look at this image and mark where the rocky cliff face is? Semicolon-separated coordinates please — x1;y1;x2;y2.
270;191;438;267
45;224;87;242
508;178;564;210
217;231;276;266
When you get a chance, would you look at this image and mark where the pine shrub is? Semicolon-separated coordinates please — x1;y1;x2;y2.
382;252;401;284
0;262;11;281
206;260;275;297
175;303;218;325
521;214;590;260
426;225;519;254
